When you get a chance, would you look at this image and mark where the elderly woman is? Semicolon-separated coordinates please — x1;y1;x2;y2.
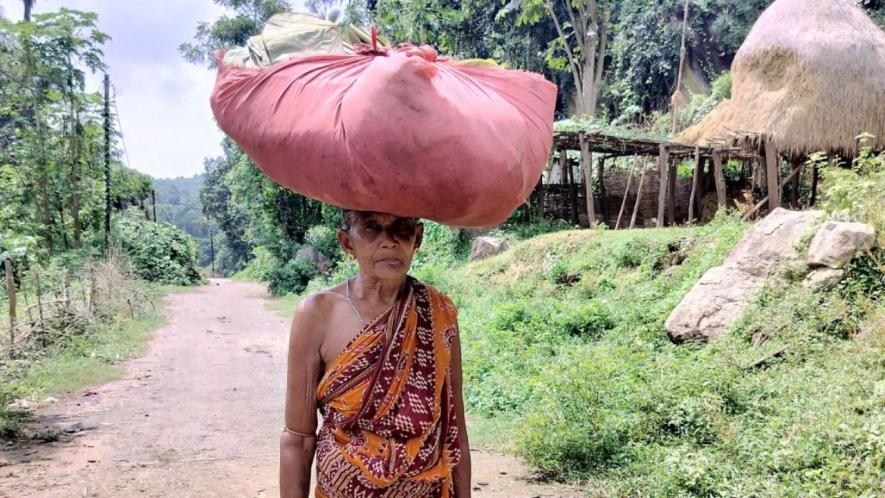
279;210;471;498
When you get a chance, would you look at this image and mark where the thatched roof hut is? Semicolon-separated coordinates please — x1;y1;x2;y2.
678;0;885;157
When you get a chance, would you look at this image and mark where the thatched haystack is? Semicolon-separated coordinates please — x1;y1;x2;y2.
679;0;885;156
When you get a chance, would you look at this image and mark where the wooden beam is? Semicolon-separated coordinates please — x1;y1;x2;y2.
579;135;596;228
688;147;701;225
630;159;646;229
713;149;726;209
656;144;670;227
764;138;780;211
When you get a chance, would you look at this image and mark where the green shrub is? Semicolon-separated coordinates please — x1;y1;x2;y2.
116;215;201;285
267;256;317;296
305;225;341;260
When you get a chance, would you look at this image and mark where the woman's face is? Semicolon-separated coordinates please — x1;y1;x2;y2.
337;212;424;280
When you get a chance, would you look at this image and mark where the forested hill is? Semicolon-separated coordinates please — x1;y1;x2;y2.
152;174;213;266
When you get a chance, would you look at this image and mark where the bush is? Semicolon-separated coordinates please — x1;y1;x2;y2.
115;215;201;285
305;225;341;260
267;256;317;296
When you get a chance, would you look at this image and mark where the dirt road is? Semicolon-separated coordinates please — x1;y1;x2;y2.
0;279;584;498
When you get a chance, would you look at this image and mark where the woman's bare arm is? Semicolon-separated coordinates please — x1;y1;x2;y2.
450;321;472;497
280;296;323;498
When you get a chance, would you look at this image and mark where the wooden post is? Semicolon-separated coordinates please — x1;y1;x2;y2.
569;156;579;225
615;158;638;230
810;162;820;206
151;189;158;222
103;74;111;257
790;158;802;207
741;165;803;221
764;138;780;211
5;259;15;357
597;156;607;222
688;147;702;225
713;149;726;209
630;159;647;229
35;270;45;343
656;144;670;227
668;159;677;225
579;135;596;228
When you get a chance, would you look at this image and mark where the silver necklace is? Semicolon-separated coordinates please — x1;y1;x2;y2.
345;276;403;326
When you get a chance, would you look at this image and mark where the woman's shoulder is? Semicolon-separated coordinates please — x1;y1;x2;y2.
294;282;345;317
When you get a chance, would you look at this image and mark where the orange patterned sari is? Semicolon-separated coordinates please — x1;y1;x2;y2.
315;275;461;498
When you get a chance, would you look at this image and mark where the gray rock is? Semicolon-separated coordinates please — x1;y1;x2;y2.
807;221;875;268
470;236;511;261
666;208;823;343
802;268;845;290
295;245;332;273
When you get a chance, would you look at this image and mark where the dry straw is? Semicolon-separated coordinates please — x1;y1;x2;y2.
678;0;885;157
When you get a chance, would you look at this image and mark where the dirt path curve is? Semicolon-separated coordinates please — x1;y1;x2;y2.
0;279;584;498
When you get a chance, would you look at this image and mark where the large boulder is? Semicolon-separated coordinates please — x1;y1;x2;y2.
666;208;823;342
470;236;511;261
807;221;875;268
295;245;332;273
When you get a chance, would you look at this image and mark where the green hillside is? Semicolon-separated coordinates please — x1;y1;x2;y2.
414;216;883;496
153;174;214;267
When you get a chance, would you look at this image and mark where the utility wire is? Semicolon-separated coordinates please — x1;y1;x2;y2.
110;83;132;170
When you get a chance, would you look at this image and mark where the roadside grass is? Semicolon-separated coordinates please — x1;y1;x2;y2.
0;283;176;438
265;293;300;319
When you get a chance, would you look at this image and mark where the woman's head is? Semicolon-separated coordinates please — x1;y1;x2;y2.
337;209;423;280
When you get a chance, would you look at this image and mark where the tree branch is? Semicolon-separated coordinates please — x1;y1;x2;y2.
545;0;584;93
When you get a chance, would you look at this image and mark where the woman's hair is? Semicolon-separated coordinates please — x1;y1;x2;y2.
339;209;361;233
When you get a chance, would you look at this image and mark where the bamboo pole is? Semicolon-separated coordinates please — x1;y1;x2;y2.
615;158;638;230
630;158;647;230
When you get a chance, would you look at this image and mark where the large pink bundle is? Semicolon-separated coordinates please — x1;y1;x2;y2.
211;43;557;227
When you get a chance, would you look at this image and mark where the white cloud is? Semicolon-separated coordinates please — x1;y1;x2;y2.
0;1;232;178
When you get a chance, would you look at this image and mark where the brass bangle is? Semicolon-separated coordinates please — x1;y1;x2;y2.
283;425;315;438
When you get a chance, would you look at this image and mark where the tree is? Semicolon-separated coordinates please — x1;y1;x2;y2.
179;0;289;67
509;0;612;118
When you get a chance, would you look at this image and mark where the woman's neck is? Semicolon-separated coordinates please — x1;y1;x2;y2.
352;273;407;306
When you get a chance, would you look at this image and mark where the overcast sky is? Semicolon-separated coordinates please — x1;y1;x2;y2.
0;0;306;179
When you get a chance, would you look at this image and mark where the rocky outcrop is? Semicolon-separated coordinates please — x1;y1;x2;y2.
666;208;823;343
470;236;511;261
807;221;875;268
295;245;332;273
803;268;845;290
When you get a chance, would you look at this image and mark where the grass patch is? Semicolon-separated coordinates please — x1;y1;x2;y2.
265;293;301;319
0;283;173;438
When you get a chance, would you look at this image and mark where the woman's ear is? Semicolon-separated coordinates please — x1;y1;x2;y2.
414;222;424;250
337;228;353;256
